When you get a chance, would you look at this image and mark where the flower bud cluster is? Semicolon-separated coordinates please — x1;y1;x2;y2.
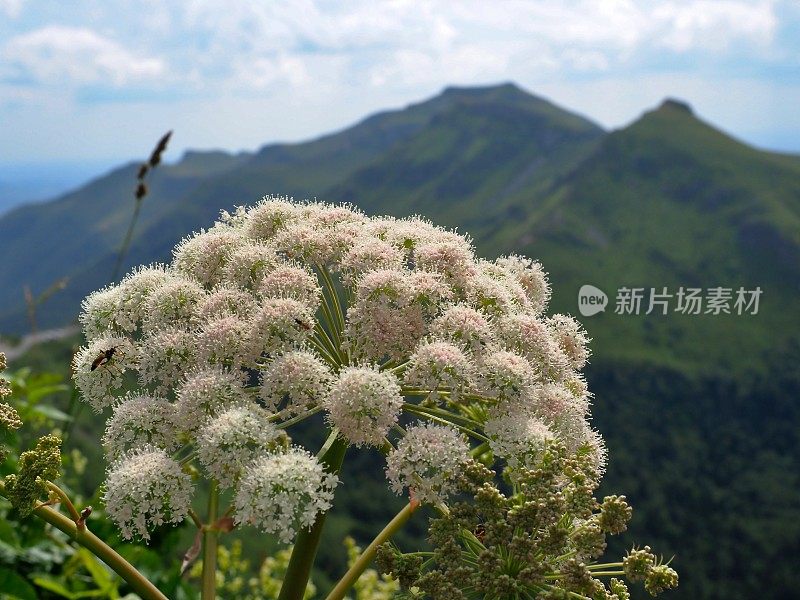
379;443;676;598
0;353;19;430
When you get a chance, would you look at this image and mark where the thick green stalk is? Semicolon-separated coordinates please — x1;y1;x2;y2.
324;500;420;600
0;483;168;600
277;433;348;600
201;481;219;600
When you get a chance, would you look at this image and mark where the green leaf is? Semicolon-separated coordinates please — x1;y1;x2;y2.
30;404;73;422
32;575;79;598
0;567;38;600
72;590;111;599
27;384;70;404
77;548;114;592
0;515;20;544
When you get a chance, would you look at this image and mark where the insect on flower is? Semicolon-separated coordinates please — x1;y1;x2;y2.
294;318;313;331
91;347;121;371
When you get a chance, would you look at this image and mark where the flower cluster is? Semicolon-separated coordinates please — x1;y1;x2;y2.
75;198;600;542
233;448;338;543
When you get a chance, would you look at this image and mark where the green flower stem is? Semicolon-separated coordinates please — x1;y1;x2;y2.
324;499;421;600
278;432;348;600
307;334;340;367
46;482;81;523
275;405;324;430
313;322;339;358
402;404;490;443
316;269;344;352
201;481;219;600
470;441;490;458
318;294;343;352
403;402;484;430
319;266;346;335
188;508;203;529
0;482;168;600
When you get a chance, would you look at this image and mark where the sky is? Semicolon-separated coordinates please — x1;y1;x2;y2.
1;0;799;171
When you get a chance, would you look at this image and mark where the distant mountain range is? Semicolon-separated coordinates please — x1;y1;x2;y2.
1;83;799;599
1;83;797;376
0;161;115;216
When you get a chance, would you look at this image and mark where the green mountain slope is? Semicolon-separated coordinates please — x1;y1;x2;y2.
507;100;800;375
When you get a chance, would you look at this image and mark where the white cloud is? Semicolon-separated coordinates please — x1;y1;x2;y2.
143;0;781;94
653;1;777;52
0;0;796;162
0;0;24;18
2;26;166;86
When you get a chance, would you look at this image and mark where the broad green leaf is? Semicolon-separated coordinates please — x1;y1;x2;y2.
30;404;73;422
32;576;76;598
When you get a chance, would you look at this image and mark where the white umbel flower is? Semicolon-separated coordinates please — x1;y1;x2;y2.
72;336;136;412
174;367;248;434
344;269;426;362
233;448;339;543
243;196;301;241
324;366;403;447
197;286;257;322
415;240;476;288
173;228;242;287
142;276;205;333
104;446;193;541
340;237;405;284
385;423;470;504
273;223;341;266
485;403;554;469
494;255;550;315
464;270;518;316
477;350;536;400
102;394;180;460
547;314;591;370
301;201;364;229
259;263;321;310
136;327;196;395
248;298;315;356
196;405;283;485
115;264;173;332
403;341;475;401
196;315;253;368
222;242;278;290
496;313;570;383
259;350;332;415
530;383;590;426
80;284;122;338
429;304;494;352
